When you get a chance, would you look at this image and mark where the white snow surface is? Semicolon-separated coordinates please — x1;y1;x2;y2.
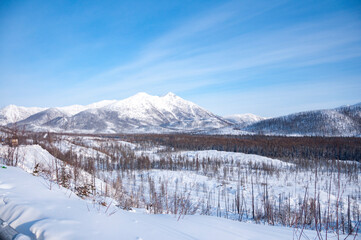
57;100;118;115
103;92;215;121
0;105;46;125
0;139;356;239
0;93;231;133
0;100;118;125
174;150;293;167
0;92;216;125
225;113;266;124
0;166;325;240
0;145;57;173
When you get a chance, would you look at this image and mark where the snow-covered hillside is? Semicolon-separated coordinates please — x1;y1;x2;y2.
0;166;327;240
57;100;118;116
245;103;361;136
1;147;351;240
225;113;266;127
16;108;69;127
0;100;119;127
3;92;231;133
0;105;46;125
0;132;359;239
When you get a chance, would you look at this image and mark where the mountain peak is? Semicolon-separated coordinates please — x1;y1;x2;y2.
164;92;177;98
47;91;229;133
3;104;17;109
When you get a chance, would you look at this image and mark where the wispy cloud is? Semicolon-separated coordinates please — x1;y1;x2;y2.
69;2;361;106
1;0;360;115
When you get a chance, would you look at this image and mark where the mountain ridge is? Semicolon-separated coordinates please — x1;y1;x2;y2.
245;104;361;136
1;94;360;136
224;113;267;128
3;92;232;133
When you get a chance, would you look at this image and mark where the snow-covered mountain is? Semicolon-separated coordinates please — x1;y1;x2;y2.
0;105;46;125
2;92;231;133
245;103;361;136
16;108;69;127
225;113;266;128
57;100;118;115
0;100;118;126
44;92;231;133
1;95;360;136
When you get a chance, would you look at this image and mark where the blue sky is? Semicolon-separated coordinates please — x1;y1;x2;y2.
1;0;361;117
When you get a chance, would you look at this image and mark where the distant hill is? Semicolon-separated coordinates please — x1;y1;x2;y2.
224;113;266;128
245;103;361;136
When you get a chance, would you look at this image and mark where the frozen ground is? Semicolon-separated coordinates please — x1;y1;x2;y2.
0;166;337;240
0;136;359;239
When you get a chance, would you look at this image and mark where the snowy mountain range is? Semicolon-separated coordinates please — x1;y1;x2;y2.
1;93;360;136
1;92;232;133
0;105;46;126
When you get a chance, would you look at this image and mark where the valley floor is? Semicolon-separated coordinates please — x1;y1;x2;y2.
0;166;339;240
0;132;359;240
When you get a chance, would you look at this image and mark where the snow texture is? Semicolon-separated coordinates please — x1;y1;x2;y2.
0;166;326;240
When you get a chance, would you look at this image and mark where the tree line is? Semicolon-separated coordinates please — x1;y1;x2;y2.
109;134;361;161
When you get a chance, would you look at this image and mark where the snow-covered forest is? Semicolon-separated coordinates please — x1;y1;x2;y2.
0;129;359;239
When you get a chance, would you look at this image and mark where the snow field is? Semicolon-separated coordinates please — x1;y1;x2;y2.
0;136;360;239
0;166;342;240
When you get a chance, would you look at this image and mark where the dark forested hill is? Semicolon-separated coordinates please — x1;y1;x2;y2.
245;103;361;136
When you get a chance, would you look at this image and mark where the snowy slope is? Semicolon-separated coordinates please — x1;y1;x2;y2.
0;144;57;173
245;103;361;136
0;166;329;240
224;113;266;128
0;105;46;125
0;100;118;126
15;108;68;127
0;136;358;239
2;92;231;133
57;100;117;115
43;92;232;133
103;92;230;128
